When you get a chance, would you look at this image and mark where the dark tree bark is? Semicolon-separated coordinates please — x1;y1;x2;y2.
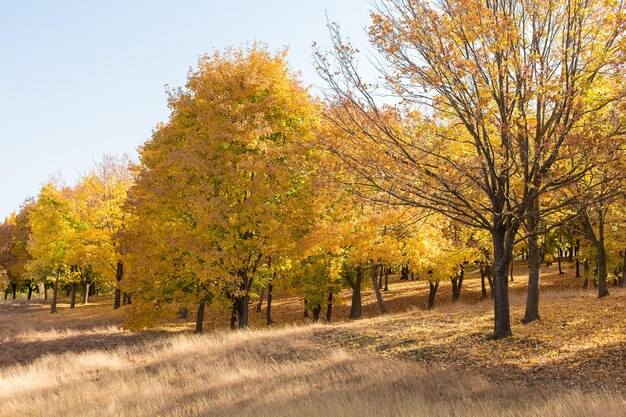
233;272;253;328
51;271;60;314
27;285;33;300
114;260;123;310
195;301;205;334
383;267;389;292
557;249;563;274
11;282;17;300
230;302;238;330
256;287;265;313
576;259;581;278
509;259;514;282
3;288;7;300
523;200;541;324
583;260;590;289
370;264;387;314
303;299;309;318
619;249;626;288
400;265;409;281
348;266;364;319
427;280;439;310
492;227;513;339
266;282;274;325
378;266;384;290
581;209;609;298
312;304;322;321
597;237;609;298
70;282;77;309
486;265;494;299
480;266;488;300
326;292;333;322
451;267;464;302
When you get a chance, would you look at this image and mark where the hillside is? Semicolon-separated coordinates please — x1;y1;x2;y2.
0;262;624;417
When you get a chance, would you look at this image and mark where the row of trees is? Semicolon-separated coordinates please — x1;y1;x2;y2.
1;0;624;339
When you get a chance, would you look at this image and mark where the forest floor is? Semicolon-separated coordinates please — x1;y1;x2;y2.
0;260;624;416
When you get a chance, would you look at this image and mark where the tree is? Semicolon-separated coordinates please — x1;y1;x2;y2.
316;0;625;338
72;155;134;309
124;45;319;331
0;201;33;300
27;183;76;313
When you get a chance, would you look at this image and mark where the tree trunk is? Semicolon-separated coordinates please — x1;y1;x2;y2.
370;264;387;314
326;292;333;322
485;266;494;299
523;200;541;324
312;304;322;321
378;266;384;289
451;267;464;301
3;288;8;300
11;283;17;300
348;266;364;319
596;231;609;298
557;249;563;275
492;227;513;339
480;266;488;300
266;282;273;325
230;302;238;330
303;299;309;318
383;268;389;292
123;292;128;306
51;271;60;314
619;249;626;288
427;280;438;310
236;294;249;329
509;259;514;282
256;287;265;313
70;283;77;309
114;260;123;310
582;260;590;289
576;259;581;278
400;265;409;281
27;285;33;300
83;282;90;304
195;301;205;333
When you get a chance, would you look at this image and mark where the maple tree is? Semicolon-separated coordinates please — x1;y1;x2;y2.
0;201;33;300
316;0;625;338
123;45;319;332
27;183;76;313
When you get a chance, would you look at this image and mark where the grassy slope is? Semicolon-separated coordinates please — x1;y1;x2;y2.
0;261;624;416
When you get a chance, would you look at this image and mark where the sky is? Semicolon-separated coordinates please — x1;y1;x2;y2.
0;0;372;219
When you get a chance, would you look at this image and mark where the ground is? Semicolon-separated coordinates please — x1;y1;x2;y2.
0;261;624;416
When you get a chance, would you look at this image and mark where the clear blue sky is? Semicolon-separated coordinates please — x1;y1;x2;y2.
0;0;372;219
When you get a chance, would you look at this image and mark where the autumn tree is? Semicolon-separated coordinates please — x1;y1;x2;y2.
0;201;33;300
124;45;319;332
316;0;625;338
27;183;76;313
72;155;134;309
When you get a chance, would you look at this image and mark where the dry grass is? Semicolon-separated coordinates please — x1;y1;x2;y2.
0;261;624;416
0;325;624;417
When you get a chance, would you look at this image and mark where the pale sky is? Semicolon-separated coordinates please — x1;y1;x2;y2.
0;0;372;219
